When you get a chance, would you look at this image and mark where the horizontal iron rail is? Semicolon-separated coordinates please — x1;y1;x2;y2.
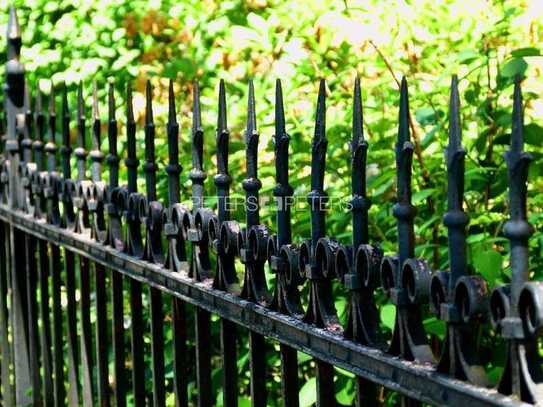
0;204;526;407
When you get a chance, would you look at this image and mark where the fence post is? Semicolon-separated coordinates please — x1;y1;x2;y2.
5;6;32;405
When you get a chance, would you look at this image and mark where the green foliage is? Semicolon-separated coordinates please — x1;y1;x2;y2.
2;0;543;404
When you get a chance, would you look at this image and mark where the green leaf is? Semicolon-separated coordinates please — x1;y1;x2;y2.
424;317;446;340
300;378;317;407
458;49;479;65
500;58;528;78
472;249;502;283
524;123;543;146
415;107;436;126
412;189;435;205
380;304;396;331
511;48;540;58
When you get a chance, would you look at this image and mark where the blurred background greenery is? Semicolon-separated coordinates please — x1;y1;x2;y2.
2;0;543;405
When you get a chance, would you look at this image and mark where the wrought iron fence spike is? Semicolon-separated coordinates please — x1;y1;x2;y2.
511;75;524;153
144;79;157;200
145;79;154;125
48;81;56;115
168;79;176;125
274;79;286;138
217;79;227;133
167;78;180;205
352;76;363;148
448;75;461;152
107;81;118;187
314;79;326;144
126;82;137;193
77;82;85;123
92;80;99;121
398;76;410;145
246;79;257;137
7;5;21;60
61;83;71;179
244;79;260;226
126;81;134;124
192;80;202;136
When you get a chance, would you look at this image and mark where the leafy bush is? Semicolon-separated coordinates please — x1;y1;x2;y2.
2;0;543;405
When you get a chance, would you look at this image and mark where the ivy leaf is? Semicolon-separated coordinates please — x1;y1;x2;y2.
300;378;317;407
511;48;541;58
472;249;502;284
524;123;543;146
380;304;396;331
500;58;528;78
458;49;479;65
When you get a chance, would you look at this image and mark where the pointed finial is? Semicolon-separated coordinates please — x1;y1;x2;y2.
145;79;154;124
62;83;69;126
246;80;257;137
75;82;87;180
60;83;71;179
48;81;56;115
214;79;231;221
92;80;100;121
189;80;205;209
166;78;180;205
126;81;138;193
308;79;328;244
448;75;461;152
144;79;157;200
352;76;364;150
398;76;410;145
35;89;45;145
47;84;56;145
275;79;286;138
314;79;326;143
108;80;115;123
192;80;202;136
350;77;370;247
107;80;119;187
127;81;134;124
24;80;31;115
77;82;85;121
91;81;101;148
36;89;43;117
218;79;227;132
168;79;177;125
243;80;261;226
511;75;524;153
7;5;22;60
273;78;293;247
7;6;21;40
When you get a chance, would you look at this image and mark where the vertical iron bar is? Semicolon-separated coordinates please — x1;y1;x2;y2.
61;84;81;407
125;83;145;407
166;79;189;407
190;82;213;407
215;80;238;407
39;238;54;406
108;82;126;407
91;81;110;407
144;81;165;407
308;81;335;407
5;8;32;404
0;221;13;406
46;83;66;407
242;81;267;407
273;80;299;407
76;84;94;406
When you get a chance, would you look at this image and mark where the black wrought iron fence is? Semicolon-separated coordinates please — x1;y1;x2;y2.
1;5;542;407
